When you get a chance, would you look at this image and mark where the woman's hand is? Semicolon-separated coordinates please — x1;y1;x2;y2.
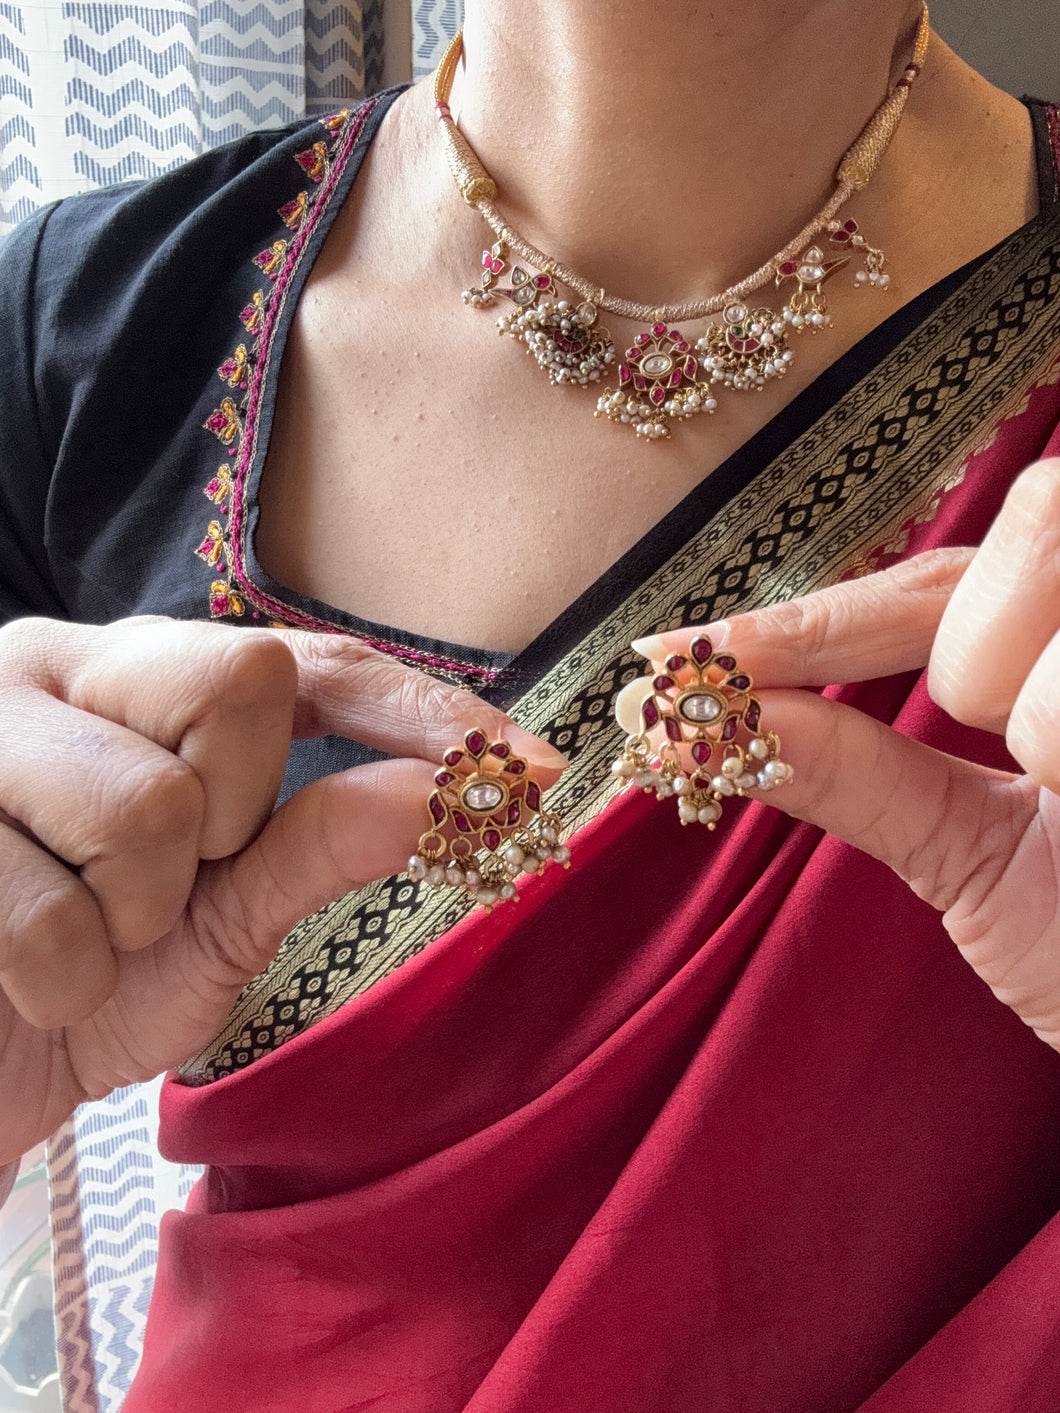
629;458;1060;1052
0;617;566;1164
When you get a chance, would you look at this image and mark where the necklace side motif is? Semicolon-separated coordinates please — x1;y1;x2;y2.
435;9;930;442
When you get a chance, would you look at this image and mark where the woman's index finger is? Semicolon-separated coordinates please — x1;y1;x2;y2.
631;545;975;688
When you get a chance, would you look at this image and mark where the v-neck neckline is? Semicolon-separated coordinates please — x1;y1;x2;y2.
233;90;1058;704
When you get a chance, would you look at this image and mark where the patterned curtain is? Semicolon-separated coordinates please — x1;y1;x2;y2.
0;0;388;235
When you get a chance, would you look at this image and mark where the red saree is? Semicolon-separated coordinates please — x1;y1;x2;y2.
127;134;1060;1411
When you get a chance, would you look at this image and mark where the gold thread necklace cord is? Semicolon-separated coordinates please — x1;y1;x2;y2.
434;7;929;324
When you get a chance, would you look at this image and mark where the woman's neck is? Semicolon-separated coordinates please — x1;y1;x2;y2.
452;0;925;303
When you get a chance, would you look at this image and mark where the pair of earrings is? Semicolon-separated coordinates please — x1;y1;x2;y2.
408;640;790;911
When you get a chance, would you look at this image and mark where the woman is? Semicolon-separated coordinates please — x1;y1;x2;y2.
2;0;1060;1407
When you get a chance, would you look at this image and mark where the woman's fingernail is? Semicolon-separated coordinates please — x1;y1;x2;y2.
631;622;730;661
630;633;666;661
504;722;569;770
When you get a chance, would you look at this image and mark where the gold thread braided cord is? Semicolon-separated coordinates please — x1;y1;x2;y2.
435;31;497;204
836;8;930;190
436;9;928;323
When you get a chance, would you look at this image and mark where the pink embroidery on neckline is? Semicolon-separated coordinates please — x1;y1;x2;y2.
196;100;501;683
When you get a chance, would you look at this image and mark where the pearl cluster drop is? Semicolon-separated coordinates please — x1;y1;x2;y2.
497;300;615;387
611;732;793;828
696;315;798;392
408;822;570;912
594;384;718;440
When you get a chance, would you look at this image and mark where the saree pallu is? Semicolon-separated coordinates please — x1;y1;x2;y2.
128;208;1060;1410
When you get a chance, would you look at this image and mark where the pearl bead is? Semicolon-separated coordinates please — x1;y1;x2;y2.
465;869;481;887
445;863;464;887
748;737;769;759
477;890;498;908
672;774;689;793
712;776;735;796
736;772;756;791
552;844;571;865
503;843;526;865
500;883;517;900
764;759;787;781
408;855;427;881
721;757;742;777
698;803;721;825
427;864;446;887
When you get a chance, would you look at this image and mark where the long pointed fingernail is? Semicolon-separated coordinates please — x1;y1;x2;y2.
504;722;569;770
631;622;730;661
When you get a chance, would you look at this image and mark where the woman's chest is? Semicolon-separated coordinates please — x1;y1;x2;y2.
253;283;884;654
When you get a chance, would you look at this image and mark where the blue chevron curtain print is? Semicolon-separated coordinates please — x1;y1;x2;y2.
410;0;460;79
0;0;462;235
0;0;402;236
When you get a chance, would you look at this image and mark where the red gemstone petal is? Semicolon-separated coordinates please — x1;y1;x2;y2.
683;356;698;377
780;260;799;276
669;369;683;387
690;637;713;664
466;730;487;756
429;794;447;824
453;810;472;833
507;759;526;776
506;801;521;826
691;740;711;765
444;749;463;768
652;675;674;691
650;387;666;405
721;716;739;741
525;781;541;811
634;375;647;391
665;716;683;742
619;364;631;385
669;329;681;341
489;742;512;759
535;274;551;288
744;699;762;732
665;654;688;672
434;770;454;786
636;333;649;345
642;698;660;728
714;654;737;671
725;673;752;691
483;829;502;851
675;340;689;352
652;322;667;336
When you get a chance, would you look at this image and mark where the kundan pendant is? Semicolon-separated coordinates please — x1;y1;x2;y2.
595;322;717;440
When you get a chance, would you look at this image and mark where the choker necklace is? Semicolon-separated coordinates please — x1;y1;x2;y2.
434;8;930;442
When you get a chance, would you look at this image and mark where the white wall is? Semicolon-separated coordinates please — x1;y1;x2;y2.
928;0;1059;98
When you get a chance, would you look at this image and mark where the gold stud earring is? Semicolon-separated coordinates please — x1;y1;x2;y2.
408;728;569;909
612;636;793;826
